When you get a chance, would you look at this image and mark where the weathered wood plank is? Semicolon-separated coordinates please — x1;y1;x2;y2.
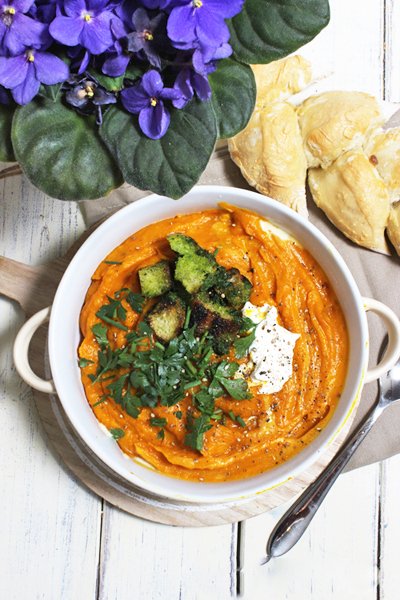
378;454;400;600
384;0;400;102
98;504;236;600
0;174;100;599
241;464;380;600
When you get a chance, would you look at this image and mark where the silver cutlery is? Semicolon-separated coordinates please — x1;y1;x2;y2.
265;352;400;562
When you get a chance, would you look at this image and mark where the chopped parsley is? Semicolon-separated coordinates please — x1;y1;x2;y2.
228;411;246;427
78;358;94;368
126;291;145;313
150;417;167;427
92;323;109;347
184;414;213;451
234;330;256;358
84;289;253;452
109;427;125;440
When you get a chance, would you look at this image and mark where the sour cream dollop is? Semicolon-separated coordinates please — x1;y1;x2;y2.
241;302;300;394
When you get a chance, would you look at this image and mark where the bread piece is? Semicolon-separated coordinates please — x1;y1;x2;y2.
251;55;312;109
387;202;400;256
229;102;308;216
365;127;400;201
308;151;390;254
298;91;384;169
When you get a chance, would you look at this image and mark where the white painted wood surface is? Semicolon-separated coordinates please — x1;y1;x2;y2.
1;1;400;599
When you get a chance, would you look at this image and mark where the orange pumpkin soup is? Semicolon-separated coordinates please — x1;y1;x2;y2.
78;205;348;482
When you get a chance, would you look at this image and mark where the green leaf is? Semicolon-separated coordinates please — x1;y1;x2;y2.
92;323;109;347
109;427;125;440
40;83;62;102
234;329;256;358
220;376;252;400
11;98;123;200
150;417;167;427
78;358;94;368
124;63;144;81
126;292;145;313
123;391;141;418
184;414;212;451
194;389;215;416
100;99;217;199
0;104;15;161
88;69;125;92
208;58;256;138
229;0;330;64
107;373;129;404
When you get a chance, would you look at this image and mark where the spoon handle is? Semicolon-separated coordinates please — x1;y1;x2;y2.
266;401;383;560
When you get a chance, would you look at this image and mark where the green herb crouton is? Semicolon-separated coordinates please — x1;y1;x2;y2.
167;233;218;294
138;260;172;298
148;293;186;342
174;254;217;294
191;292;240;337
215;268;252;310
167;233;203;256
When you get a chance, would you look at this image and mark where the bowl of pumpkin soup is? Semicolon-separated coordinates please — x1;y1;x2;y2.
13;186;400;503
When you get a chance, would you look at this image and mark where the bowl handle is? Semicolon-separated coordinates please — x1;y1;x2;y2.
363;297;400;383
13;306;56;394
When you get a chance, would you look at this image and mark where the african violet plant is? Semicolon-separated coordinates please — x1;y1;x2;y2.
0;0;330;200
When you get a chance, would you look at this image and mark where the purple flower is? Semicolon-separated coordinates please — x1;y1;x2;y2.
29;0;57;23
127;8;166;69
141;0;176;10
167;0;243;50
192;39;232;74
101;17;130;76
0;83;10;103
68;45;92;74
65;77;116;123
0;47;69;104
121;69;181;139
0;0;48;55
49;0;117;55
173;66;210;108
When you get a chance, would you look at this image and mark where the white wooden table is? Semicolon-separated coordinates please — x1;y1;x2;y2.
1;2;400;598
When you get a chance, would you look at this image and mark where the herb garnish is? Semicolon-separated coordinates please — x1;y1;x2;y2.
85;298;253;451
104;260;122;265
150;417;167;427
78;358;94;368
92;323;109;347
234;317;257;358
109;427;125;440
184;414;213;451
228;411;246;427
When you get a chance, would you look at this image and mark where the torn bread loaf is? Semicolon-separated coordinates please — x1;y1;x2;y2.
297;91;384;168
229;56;312;217
251;55;313;108
308;151;390;254
387;202;400;254
229;102;308;216
364;127;400;201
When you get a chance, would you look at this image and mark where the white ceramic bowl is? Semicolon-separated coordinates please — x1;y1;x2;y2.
13;186;400;503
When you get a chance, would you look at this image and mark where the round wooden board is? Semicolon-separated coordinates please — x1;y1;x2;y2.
0;249;362;527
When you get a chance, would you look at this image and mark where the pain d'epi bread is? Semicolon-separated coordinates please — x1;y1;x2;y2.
308;151;390;254
297;91;384;169
364;127;400;201
228;55;400;256
387;202;400;255
228;102;308;216
229;56;312;216
251;55;313;108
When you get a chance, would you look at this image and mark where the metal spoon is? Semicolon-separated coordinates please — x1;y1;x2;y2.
265;354;400;562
